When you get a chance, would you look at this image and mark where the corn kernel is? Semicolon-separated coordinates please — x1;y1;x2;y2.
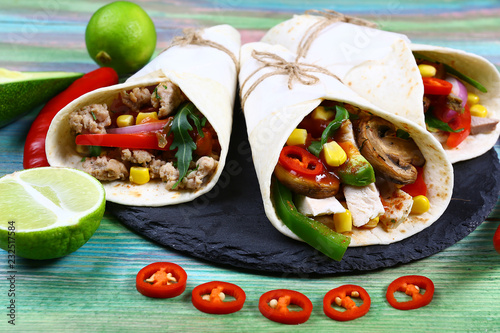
117;114;134;127
334;210;352;233
136;112;159;125
286;128;308;146
129;166;150;185
312;106;335;121
411;195;430;214
362;216;380;229
467;92;480;106
418;64;437;78
323;141;347;167
469;104;488;118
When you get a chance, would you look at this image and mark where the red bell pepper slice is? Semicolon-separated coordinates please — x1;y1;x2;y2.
136;262;187;298
323;285;371;321
386;275;434;310
446;104;471;149
401;166;427;197
279;145;323;178
494;223;500;254
258;289;313;325
422;77;453;95
191;281;246;314
75;133;172;150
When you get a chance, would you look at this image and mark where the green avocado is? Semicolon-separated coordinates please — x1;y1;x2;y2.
337;154;375;187
0;68;82;128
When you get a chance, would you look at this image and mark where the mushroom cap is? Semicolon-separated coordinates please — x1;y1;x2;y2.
355;116;425;185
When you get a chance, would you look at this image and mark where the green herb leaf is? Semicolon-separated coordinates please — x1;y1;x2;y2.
201;117;207;127
413;52;487;93
308;141;322;157
188;111;204;137
153;87;161;100
91;111;97;121
168;102;198;189
396;129;410;139
320;105;349;146
425;112;463;133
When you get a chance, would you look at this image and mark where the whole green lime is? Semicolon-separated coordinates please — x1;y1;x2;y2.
85;1;157;75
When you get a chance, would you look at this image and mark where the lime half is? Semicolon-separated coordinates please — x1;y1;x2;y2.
0;167;105;259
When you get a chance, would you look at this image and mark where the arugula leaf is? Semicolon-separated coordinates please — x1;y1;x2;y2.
308;141;322;157
168;102;198;189
320;105;349;146
413;52;487;93
396;129;410;139
425;112;463;133
189;111;204;137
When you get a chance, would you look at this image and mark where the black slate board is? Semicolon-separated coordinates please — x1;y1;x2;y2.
108;109;500;275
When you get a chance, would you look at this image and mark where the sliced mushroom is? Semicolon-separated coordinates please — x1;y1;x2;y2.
274;163;339;199
355;116;425;185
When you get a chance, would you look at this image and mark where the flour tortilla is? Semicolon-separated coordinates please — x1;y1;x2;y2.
239;42;453;246
46;25;240;206
261;14;425;128
411;43;500;163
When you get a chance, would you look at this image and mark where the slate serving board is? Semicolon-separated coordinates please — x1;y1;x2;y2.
108;109;500;275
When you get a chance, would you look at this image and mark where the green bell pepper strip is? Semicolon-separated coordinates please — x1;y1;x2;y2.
272;179;350;261
413;52;487;93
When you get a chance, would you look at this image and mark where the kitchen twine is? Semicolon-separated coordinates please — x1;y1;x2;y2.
239;50;341;109
162;28;239;72
296;9;378;60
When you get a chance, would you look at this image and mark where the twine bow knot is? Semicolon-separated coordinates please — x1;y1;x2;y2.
162;28;239;71
240;50;340;109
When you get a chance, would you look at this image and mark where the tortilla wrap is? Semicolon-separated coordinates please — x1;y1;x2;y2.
411;43;500;163
239;42;453;246
46;25;240;206
261;14;425;127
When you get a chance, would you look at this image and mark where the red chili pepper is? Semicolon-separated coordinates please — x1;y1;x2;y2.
401;166;427;197
323;285;371;321
191;281;246;314
422;77;453;95
493;223;500;254
279;145;323;178
386;275;434;310
258;289;313;325
136;262;187;298
446;103;471;149
23;67;119;169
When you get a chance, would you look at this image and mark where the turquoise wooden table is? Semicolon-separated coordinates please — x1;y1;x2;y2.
1;1;500;331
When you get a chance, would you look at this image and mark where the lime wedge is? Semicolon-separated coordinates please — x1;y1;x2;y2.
0;167;105;259
0;68;82;128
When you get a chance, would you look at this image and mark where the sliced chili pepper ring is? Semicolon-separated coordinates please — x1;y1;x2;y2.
386;275;435;310
259;289;313;325
323;284;371;321
279;145;323;177
191;281;246;314
136;262;187;298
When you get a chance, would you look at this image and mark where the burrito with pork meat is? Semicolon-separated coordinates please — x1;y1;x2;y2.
261;11;500;163
239;42;453;260
46;25;240;206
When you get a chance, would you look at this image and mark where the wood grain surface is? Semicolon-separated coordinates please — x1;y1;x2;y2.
1;1;499;332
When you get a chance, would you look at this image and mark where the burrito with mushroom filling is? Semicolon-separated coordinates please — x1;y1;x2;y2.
239;42;453;253
410;44;500;163
46;25;240;206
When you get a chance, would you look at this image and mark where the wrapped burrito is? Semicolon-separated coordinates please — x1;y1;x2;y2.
410;44;500;163
262;12;500;163
261;11;424;127
46;25;240;206
239;42;453;260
